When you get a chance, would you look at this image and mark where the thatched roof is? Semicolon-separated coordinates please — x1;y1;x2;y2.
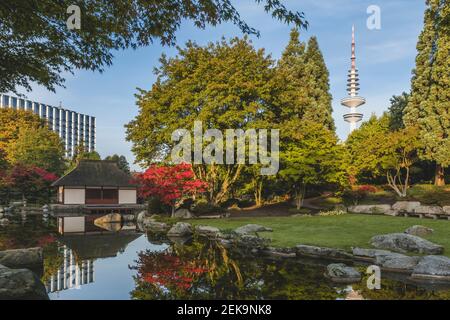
52;160;136;187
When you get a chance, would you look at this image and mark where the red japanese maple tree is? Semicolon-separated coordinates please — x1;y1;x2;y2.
3;164;58;201
136;163;208;215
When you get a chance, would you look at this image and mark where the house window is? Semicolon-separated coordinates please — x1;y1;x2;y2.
85;188;118;204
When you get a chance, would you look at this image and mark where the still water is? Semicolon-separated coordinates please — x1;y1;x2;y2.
1;214;450;300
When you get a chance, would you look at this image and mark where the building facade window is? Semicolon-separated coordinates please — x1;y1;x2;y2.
0;94;96;158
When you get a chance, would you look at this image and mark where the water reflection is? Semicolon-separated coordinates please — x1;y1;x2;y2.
1;215;450;300
46;246;94;293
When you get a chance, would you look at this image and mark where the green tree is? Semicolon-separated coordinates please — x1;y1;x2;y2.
279;121;345;209
404;0;450;186
388;92;409;130
0;108;44;160
6;126;66;175
303;36;335;131
274;30;334;130
345;114;391;183
1;0;306;93
66;141;101;172
274;29;310;123
0;149;7;171
379;126;422;197
126;37;275;204
346;114;422;197
104;154;130;173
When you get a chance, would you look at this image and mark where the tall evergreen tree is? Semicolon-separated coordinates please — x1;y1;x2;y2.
388;92;409;130
275;29;334;130
404;0;450;186
304;36;335;131
275;29;310;122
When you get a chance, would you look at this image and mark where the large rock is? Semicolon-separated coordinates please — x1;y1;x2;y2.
442;206;450;215
295;245;353;261
414;205;443;215
122;214;136;222
262;247;296;259
94;213;121;224
136;211;147;223
0;248;43;269
236;235;271;251
348;204;391;214
370;233;444;255
405;225;434;237
374;252;420;272
392;201;421;213
146;221;170;233
412;255;450;280
234;224;273;235
325;263;361;283
167;222;193;237
195;225;221;238
173;208;194;219
352;247;395;262
348;204;392;215
0;266;49;300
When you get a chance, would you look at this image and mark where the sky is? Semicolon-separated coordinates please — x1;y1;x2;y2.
12;0;426;170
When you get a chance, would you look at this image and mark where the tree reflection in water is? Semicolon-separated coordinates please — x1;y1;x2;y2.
130;237;346;300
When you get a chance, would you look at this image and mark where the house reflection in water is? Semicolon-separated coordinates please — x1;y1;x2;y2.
46;246;94;293
47;214;141;294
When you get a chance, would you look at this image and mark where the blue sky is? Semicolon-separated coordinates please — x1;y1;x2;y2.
13;0;426;170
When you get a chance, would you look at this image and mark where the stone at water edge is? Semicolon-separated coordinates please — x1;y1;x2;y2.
374;253;421;272
392;201;421;213
0;247;43;269
412;255;450;280
405;225;434;237
370;233;444;255
325;263;361;283
295;245;353;261
236;234;271;250
352;247;395;262
173;208;194;219
234;224;273;235
414;205;443;215
146;221;170;233
94;213;121;225
122;214;136;222
347;204;392;215
443;206;450;215
0;218;9;225
195;225;221;237
0;266;49;300
167;222;193;237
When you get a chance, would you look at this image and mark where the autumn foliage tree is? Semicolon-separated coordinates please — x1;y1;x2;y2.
136;163;208;216
2;164;58;203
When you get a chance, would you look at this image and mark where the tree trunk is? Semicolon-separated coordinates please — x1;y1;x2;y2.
254;180;263;207
295;185;306;210
171;205;175;218
435;164;445;186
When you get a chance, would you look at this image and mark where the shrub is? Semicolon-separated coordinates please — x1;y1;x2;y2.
147;197;171;215
318;209;347;216
191;199;224;215
288;208;312;215
342;185;378;205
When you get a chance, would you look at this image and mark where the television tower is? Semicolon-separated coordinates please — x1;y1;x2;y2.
341;25;365;132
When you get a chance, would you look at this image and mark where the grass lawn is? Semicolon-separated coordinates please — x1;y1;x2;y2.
191;214;450;256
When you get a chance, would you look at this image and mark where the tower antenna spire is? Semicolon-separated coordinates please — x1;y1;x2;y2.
341;25;365;133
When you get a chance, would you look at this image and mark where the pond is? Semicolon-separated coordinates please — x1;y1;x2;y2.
1;214;450;300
